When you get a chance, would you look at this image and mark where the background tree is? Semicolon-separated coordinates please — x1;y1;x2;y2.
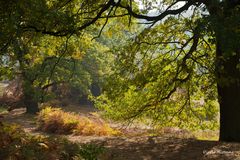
0;0;136;113
0;0;109;113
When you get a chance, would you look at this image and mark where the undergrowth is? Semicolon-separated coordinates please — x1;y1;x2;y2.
0;122;105;160
37;107;120;136
0;106;8;114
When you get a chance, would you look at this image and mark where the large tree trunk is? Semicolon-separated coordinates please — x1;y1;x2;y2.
216;44;240;142
208;0;240;142
23;81;39;114
218;84;240;142
24;94;39;114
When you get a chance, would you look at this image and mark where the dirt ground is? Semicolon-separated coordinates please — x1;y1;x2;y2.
1;106;240;160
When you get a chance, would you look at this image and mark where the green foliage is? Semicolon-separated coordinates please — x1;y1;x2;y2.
0;0;112;105
0;107;8;114
1;0;231;132
94;16;219;130
78;144;106;160
0;0;142;113
59;140;105;160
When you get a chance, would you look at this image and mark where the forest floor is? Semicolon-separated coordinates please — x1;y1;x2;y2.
1;105;240;160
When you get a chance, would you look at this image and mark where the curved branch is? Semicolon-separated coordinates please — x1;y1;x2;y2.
21;0;116;37
115;0;202;22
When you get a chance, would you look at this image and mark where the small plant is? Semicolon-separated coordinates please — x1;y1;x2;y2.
79;144;106;160
37;107;120;136
0;106;8;114
0;123;59;159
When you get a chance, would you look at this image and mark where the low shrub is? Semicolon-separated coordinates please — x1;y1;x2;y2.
78;144;106;160
37;107;120;136
0;122;105;160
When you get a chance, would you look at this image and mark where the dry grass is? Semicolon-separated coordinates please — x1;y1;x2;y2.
0;83;5;97
193;130;219;141
0;122;105;160
37;107;120;136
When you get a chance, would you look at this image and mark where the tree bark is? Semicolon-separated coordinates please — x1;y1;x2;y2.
23;81;39;114
216;43;240;142
24;94;39;114
206;0;240;142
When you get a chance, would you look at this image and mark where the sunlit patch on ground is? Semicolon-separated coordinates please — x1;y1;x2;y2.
0;105;239;160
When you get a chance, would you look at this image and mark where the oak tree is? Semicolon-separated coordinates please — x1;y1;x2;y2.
1;0;240;142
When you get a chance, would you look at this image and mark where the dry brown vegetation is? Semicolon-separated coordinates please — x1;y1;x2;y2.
1;105;240;160
37;107;120;136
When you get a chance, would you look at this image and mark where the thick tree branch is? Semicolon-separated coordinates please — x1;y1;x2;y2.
115;0;201;22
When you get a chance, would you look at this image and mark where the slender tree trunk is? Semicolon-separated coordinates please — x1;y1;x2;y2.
216;43;240;142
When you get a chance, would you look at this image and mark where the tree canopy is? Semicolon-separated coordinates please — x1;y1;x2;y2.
1;0;240;142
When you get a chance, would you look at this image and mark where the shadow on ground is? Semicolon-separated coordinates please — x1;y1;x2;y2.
96;137;240;160
1;107;240;160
